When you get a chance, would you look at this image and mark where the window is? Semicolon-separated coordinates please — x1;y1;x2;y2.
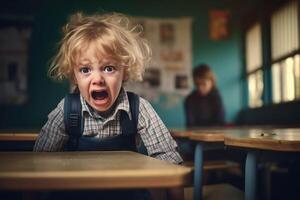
271;0;300;103
244;0;300;108
245;23;263;108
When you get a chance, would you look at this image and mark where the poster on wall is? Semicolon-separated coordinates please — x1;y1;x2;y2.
0;20;32;105
126;16;193;107
209;10;230;40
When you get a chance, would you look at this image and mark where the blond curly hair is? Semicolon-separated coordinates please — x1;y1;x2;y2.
49;12;151;82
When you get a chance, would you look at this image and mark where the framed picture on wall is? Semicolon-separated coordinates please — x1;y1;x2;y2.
209;10;230;40
0;17;32;105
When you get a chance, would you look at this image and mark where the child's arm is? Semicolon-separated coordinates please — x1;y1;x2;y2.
34;99;68;152
137;97;183;164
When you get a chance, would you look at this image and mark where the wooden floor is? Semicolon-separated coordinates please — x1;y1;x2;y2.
184;184;244;200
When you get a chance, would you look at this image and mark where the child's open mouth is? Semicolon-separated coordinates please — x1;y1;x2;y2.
91;90;108;101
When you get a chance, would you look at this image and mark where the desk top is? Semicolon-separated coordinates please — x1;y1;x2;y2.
189;129;226;142
0;151;191;190
170;129;192;138
0;133;38;141
224;128;300;151
170;128;229;142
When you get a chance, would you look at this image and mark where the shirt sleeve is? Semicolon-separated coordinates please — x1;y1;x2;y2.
137;97;183;164
33;99;68;152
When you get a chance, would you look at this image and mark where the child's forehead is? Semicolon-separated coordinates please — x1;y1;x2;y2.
75;43;118;63
78;41;105;55
77;56;117;65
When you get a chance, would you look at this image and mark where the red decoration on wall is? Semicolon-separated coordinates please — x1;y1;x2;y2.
209;10;230;40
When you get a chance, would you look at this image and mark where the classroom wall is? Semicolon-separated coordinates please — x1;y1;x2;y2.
0;0;247;129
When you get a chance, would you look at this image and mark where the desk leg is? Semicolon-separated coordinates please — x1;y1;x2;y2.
194;143;203;200
245;151;257;200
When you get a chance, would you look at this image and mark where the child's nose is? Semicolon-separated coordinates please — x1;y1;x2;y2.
92;72;105;85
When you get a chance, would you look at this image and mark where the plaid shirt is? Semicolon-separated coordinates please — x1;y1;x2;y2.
34;88;183;164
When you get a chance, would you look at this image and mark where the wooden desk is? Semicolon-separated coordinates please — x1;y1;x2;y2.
0;133;38;141
172;128;234;200
0;151;192;190
170;128;228;140
189;129;227;142
170;129;192;139
225;128;300;151
224;128;300;200
187;129;228;200
0;132;38;151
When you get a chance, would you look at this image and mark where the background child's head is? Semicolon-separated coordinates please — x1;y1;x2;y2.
193;64;216;96
48;12;151;84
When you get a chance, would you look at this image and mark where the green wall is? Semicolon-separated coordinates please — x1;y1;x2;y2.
0;0;244;129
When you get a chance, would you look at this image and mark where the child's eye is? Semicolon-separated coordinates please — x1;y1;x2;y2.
79;67;91;74
103;66;115;73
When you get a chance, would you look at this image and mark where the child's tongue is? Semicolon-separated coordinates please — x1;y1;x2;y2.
91;91;108;100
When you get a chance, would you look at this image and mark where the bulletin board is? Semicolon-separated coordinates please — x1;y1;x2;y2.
126;16;193;107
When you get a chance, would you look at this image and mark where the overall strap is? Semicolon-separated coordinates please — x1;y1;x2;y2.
127;91;139;133
126;91;147;155
120;92;139;137
64;93;83;151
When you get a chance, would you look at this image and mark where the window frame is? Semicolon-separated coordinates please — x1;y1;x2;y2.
242;0;300;109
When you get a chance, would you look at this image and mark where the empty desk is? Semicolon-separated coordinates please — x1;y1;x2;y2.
225;128;300;200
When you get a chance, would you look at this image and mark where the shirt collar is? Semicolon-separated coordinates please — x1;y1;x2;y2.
80;87;131;121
